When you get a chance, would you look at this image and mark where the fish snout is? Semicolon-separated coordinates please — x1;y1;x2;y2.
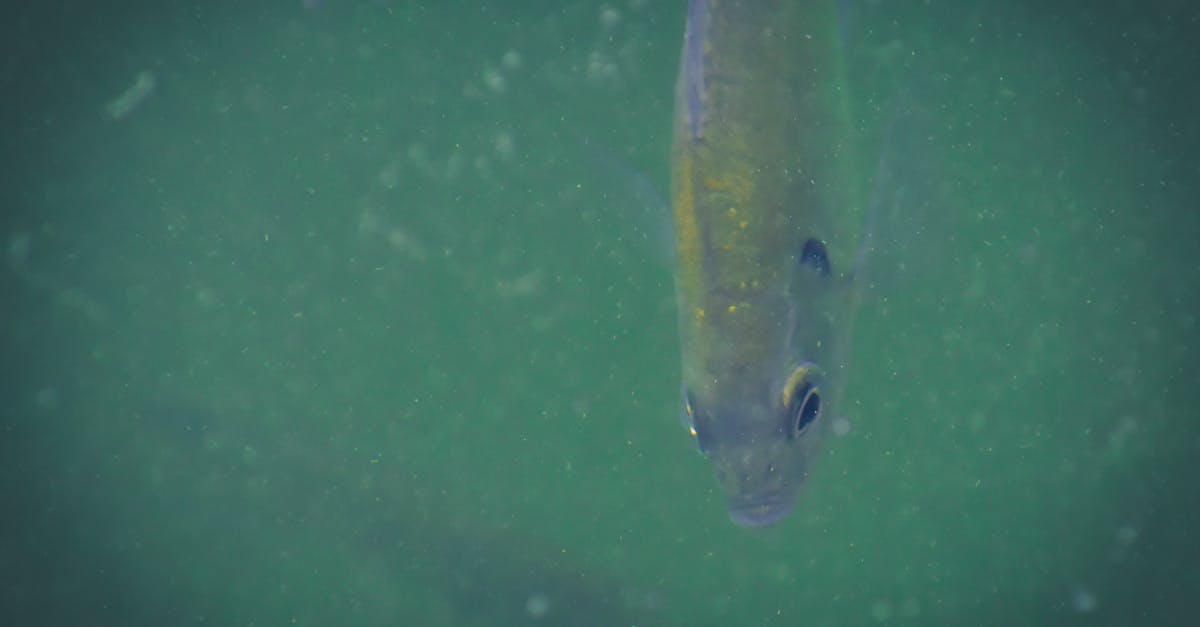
711;443;801;528
727;493;796;528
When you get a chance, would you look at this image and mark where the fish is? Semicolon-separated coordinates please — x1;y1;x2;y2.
670;0;869;528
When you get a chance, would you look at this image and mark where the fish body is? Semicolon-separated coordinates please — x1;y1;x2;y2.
671;0;864;527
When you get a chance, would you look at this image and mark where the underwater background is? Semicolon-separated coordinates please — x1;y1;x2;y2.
2;1;1197;625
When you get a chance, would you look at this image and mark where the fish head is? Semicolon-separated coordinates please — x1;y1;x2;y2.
683;363;824;528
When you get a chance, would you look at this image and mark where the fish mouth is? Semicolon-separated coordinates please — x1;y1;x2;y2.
727;495;796;528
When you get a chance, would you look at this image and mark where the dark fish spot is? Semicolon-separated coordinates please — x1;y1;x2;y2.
800;238;831;276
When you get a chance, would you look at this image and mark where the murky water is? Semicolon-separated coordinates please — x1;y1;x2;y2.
2;1;1196;625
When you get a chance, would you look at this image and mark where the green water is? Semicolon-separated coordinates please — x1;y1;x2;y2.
2;1;1196;625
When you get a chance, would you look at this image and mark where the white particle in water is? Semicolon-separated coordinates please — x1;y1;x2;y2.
495;131;516;161
502;50;522;71
1115;524;1138;546
483;68;506;94
1071;587;1097;613
106;70;157;120
599;5;621;29
525;592;551;618
870;599;892;622
35;387;61;412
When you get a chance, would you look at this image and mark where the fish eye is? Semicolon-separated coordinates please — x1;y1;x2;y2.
792;385;821;435
782;364;823;437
